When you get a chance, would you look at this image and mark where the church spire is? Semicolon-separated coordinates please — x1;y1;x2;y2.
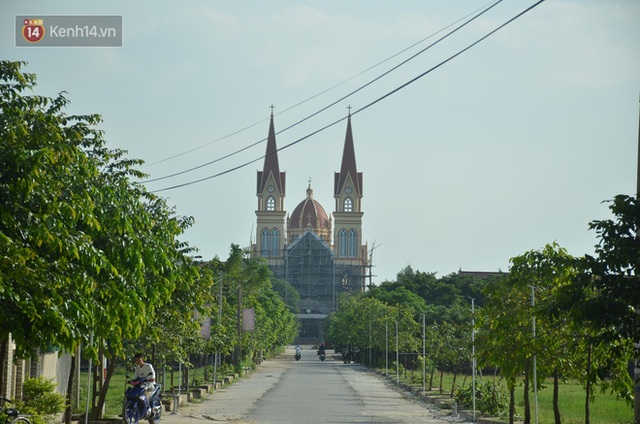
334;112;362;196
258;105;285;195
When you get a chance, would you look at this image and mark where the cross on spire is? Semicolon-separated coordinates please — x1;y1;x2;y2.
270;104;275;117
347;105;352;117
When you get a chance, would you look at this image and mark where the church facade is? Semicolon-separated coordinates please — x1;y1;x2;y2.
251;110;368;342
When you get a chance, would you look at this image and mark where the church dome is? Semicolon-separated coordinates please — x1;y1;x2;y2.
290;184;330;231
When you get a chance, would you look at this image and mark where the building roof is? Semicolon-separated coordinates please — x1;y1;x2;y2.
457;270;507;278
334;115;363;196
286;229;333;254
290;184;330;230
257;111;285;194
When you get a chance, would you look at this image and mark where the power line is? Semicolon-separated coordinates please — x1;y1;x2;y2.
142;0;499;170
150;0;546;193
144;0;502;184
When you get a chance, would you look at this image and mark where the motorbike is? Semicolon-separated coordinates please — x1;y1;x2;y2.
317;350;326;361
294;351;301;361
122;375;162;424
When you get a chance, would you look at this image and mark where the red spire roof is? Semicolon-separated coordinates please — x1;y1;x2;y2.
257;110;285;194
334;115;362;196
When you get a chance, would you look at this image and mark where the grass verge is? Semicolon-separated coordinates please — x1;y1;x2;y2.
381;368;633;423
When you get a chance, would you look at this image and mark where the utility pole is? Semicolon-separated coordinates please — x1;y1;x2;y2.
422;314;426;397
635;97;639;424
213;271;223;389
395;321;399;385
470;298;476;424
529;286;539;424
637;96;640;198
236;283;243;367
385;322;388;378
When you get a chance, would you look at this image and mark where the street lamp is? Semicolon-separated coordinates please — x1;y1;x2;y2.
385;322;388;378
470;297;476;423
396;321;399;385
528;285;539;424
422;314;426;397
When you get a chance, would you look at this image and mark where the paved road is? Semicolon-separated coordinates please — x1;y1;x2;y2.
162;346;469;424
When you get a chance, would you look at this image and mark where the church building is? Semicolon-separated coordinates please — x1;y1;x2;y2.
252;109;369;342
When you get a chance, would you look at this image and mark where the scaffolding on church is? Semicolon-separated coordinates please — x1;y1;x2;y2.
284;230;335;314
268;230;365;342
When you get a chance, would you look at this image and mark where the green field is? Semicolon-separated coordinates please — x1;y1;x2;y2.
75;367;128;417
388;368;633;424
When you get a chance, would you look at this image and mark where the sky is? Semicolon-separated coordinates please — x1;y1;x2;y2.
2;0;639;284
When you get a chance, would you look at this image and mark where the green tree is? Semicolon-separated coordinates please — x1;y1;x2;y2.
508;243;580;424
326;293;418;368
366;285;427;316
215;245;297;369
554;194;638;415
0;61;211;419
271;278;301;313
380;266;438;303
477;271;534;424
558;194;639;344
0;60;106;360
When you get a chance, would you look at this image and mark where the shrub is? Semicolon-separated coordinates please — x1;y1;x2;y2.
392;361;404;377
455;380;509;416
16;377;65;424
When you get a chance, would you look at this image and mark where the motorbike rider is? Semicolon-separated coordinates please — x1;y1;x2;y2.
295;343;302;359
317;342;325;357
133;353;156;416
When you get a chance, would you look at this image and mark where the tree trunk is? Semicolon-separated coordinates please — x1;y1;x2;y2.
461;360;471;392
93;353;117;419
553;366;561;424
91;362;99;416
429;363;435;390
493;367;498;407
450;364;458;397
586;343;592;424
524;361;531;424
439;365;444;394
204;353;208;382
64;352;77;424
509;383;515;424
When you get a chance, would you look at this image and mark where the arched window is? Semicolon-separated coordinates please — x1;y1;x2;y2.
342;273;352;290
348;230;358;258
344;197;353;212
270;228;279;257
266;196;275;211
339;229;347;258
261;228;270;256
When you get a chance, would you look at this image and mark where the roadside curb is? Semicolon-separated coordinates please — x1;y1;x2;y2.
161;369;252;412
369;368;521;424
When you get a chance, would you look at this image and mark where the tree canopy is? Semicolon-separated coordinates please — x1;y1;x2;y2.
0;60;298;390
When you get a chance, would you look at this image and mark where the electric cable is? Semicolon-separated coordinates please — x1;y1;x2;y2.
150;0;546;193
142;0;500;169
144;0;502;184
